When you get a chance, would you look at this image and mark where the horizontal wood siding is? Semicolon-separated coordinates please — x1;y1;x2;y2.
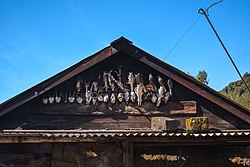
134;144;250;167
0;54;248;130
0;143;249;167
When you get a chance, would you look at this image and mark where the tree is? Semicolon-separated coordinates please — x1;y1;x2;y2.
196;70;209;85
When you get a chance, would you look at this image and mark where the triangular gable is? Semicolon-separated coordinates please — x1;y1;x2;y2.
0;36;249;124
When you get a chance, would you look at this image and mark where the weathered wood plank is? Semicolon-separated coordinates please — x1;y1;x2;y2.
0;153;50;167
134;145;250;167
123;142;134;167
51;143;123;167
0;143;52;154
35;100;196;116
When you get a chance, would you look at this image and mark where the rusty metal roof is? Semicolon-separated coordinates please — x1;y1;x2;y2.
0;129;250;144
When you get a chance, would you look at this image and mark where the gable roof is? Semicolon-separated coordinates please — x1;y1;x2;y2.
0;36;250;123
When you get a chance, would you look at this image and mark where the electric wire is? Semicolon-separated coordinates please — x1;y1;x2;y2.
199;8;250;94
163;15;202;60
206;0;224;15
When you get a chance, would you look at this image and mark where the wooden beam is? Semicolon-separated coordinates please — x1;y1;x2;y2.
111;40;250;123
0;46;113;117
0;135;249;144
47;46;114;90
138;56;250;123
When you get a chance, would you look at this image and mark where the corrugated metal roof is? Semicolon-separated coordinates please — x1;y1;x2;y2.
1;129;250;138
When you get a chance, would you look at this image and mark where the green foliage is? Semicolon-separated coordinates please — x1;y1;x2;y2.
196;70;209;85
220;72;250;110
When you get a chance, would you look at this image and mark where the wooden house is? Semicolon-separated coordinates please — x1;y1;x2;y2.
0;37;249;167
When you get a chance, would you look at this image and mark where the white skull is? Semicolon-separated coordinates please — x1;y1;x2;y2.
92;82;98;92
76;97;83;104
68;96;75;103
110;93;116;104
124;91;130;103
55;96;61;103
42;98;48;104
151;94;157;103
49;97;54;104
130;92;136;102
104;94;109;103
92;97;97;105
98;95;103;101
164;92;170;104
118;93;123;102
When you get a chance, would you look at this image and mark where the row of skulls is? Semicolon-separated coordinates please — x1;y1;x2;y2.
42;71;173;107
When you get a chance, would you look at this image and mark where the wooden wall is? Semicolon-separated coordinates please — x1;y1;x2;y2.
0;143;51;167
134;144;250;167
0;53;249;130
0;142;249;167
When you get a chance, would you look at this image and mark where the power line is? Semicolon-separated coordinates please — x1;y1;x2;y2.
206;0;224;15
198;7;250;94
163;15;202;60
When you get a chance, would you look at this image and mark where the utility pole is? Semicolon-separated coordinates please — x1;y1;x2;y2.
198;8;250;94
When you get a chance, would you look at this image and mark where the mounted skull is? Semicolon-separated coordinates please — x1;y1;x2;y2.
68;89;75;103
156;86;165;107
76;76;83;95
117;93;124;102
158;76;166;92
149;73;157;91
107;70;116;91
167;79;173;96
102;71;109;91
124;91;130;104
128;72;135;92
135;83;144;107
84;81;92;106
55;91;61;103
110;93;116;104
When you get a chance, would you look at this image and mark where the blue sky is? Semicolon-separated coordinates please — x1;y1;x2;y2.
0;0;250;103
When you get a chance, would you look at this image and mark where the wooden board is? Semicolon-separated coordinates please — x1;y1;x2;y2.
51;143;123;167
36;100;196;116
0;143;51;167
0;143;249;167
134;145;250;167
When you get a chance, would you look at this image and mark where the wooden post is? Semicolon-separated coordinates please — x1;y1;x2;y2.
123;142;134;167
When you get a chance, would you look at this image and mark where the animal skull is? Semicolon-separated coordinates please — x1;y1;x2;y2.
68;96;75;103
92;82;98;92
167;79;173;96
98;94;104;101
92;97;97;106
104;94;109;103
42;98;48;104
130;91;136;102
118;93;124;102
149;73;157;91
76;80;82;94
85;81;92;106
164;92;170;104
108;71;115;91
55;96;61;103
128;72;135;92
135;84;143;106
156;86;165;107
110;93;116;104
85;90;92;106
124;91;130;104
76;96;83;104
49;97;54;104
151;94;157;103
158;76;166;92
